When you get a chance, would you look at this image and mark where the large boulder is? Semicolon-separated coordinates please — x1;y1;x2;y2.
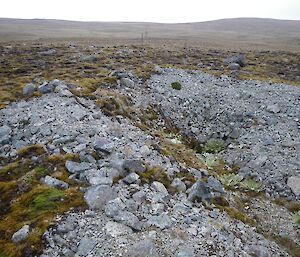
41;176;69;190
187;180;212;202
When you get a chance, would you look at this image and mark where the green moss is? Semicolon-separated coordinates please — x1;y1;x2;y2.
29;188;64;218
222;206;254;225
171;82;182;90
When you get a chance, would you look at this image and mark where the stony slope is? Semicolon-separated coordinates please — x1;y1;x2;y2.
0;69;299;256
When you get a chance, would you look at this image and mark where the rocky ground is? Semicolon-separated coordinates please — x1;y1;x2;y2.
0;66;299;256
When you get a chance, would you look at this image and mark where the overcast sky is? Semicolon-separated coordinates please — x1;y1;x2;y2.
1;0;300;23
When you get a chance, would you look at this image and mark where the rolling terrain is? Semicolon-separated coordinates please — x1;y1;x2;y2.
0;17;299;51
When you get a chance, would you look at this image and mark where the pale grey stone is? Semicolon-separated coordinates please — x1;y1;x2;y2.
12;225;30;243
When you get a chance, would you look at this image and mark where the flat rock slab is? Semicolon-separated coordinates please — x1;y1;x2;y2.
287;176;300;196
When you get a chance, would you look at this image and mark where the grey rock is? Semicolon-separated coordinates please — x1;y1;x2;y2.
177;246;195;257
71;106;87;121
80;55;98;62
152;181;169;195
42;176;69;189
123;172;139;184
120;78;135;88
104;221;133;237
0;125;12;137
23;83;36;95
84;185;117;210
93;137;114;154
224;54;246;67
188;180;212;202
65;161;93;174
38;49;56;56
104;198;126;217
266;104;281;113
148;213;172;229
113;211;142;230
132;190;147;203
88;176;112;186
123;159;146;174
140;145;151;156
228;63;241;71
207;176;224;193
287;176;300;196
76;236;97;256
38;82;54;94
127;238;159;257
171;178;186;192
12;225;30;243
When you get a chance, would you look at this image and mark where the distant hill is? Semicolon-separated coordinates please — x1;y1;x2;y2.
0;18;299;50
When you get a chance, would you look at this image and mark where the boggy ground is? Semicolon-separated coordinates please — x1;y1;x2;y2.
0;41;299;257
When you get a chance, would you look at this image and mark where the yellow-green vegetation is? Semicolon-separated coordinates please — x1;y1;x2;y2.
293;211;300;228
0;150;86;257
95;89;133;117
171;81;182;90
1;43;299;109
218;174;263;193
203;138;225;154
152;131;206;170
274;198;300;213
17;144;45;158
139;166;171;189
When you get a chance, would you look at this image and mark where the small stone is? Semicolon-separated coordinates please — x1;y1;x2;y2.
76;236;97;256
65;161;92;174
171;178;186;192
152;181;169;195
120;78;134;88
12;225;30;243
41;176;69;189
38;82;54;94
140;145;151;156
148;213;172;229
228;63;241;71
287;176;300;196
105;198;126;217
123;159;146;174
113;211;142;231
23;83;36;95
188;180;212;202
123;172;139;184
93;137;114;154
266;104;281;113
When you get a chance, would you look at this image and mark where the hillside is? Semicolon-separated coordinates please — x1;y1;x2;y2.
0;18;299;50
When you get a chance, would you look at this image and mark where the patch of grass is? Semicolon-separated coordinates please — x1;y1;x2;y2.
139;166;171;189
274;198;300;213
171;81;182;90
17;144;45;158
0;160;32;181
292;211;300;228
204;138;225;154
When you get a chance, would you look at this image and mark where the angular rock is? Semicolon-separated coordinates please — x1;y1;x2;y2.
65;161;93;174
287;176;300;196
84;185;117;210
148;213;172;229
12;225;30;243
207;176;224;193
266;104;281;114
104;198;126;217
41;176;69;189
152;181;169;195
224;54;246;67
228;63;241;71
177;246;195;257
120;78;134;88
188;180;212;202
127;238;159;257
123;172;139;184
76;236;97;256
93;137;115;154
113;211;142;231
38;82;54;94
123;159;146;174
104;221;133;237
171;178;186;192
